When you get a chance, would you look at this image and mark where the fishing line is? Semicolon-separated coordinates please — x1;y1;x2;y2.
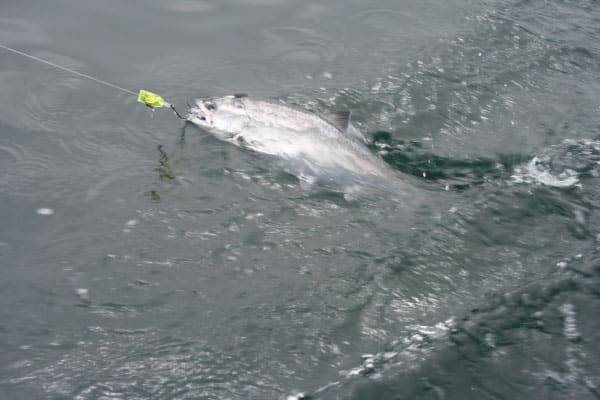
0;44;137;95
0;43;185;118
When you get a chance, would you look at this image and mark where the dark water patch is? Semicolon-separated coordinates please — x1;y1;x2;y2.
369;132;520;188
315;250;600;400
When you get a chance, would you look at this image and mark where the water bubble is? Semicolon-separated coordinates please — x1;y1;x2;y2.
36;208;54;215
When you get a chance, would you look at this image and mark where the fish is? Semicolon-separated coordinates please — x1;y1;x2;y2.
186;94;400;188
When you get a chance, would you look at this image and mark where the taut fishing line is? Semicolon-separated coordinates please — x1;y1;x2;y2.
0;43;184;118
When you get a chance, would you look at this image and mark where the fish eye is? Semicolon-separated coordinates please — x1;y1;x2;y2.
205;102;217;111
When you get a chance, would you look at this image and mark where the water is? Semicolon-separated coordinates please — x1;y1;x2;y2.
1;0;599;399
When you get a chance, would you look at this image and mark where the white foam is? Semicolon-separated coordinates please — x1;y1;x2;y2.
560;303;580;340
511;156;580;188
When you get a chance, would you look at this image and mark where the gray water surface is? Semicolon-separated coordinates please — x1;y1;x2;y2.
1;1;600;399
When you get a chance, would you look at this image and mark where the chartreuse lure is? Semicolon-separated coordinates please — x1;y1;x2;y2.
137;89;184;119
137;89;169;108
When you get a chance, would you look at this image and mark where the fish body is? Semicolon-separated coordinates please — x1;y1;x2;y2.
187;95;396;184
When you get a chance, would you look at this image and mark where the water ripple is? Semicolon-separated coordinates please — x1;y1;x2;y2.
155;0;215;13
257;26;345;88
0;51;125;133
0;19;49;45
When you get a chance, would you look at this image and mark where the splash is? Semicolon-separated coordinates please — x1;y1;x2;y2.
511;156;580;188
510;139;600;188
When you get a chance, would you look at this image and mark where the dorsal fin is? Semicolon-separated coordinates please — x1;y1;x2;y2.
322;111;351;132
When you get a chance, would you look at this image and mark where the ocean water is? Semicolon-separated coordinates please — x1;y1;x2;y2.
1;0;599;399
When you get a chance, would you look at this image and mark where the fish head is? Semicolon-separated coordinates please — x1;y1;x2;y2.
188;95;249;140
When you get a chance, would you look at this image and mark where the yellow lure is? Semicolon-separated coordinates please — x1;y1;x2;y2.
137;89;166;108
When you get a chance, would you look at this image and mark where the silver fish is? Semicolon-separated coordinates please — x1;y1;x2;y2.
187;95;397;185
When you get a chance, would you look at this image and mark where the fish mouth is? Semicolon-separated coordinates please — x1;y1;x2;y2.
186;106;206;122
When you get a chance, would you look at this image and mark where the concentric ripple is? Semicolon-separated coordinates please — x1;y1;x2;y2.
0;50;124;132
257;26;345;89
